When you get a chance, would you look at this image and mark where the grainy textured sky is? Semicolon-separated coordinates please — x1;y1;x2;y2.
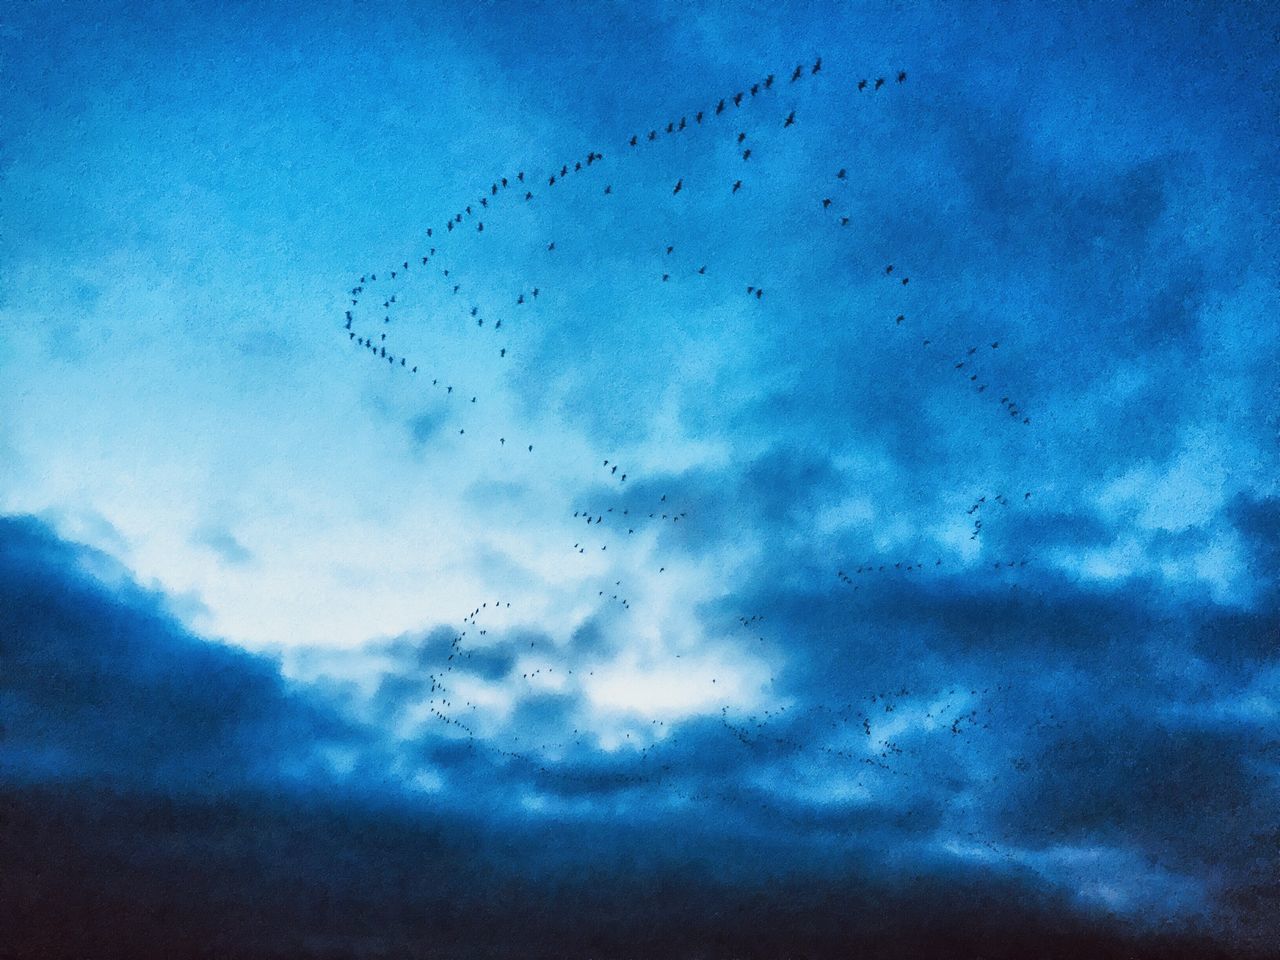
2;1;1278;957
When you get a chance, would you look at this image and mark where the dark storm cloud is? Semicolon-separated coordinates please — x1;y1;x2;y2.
0;515;360;791
4;506;1278;955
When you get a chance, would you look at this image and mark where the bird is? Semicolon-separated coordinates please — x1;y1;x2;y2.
875;77;885;89
732;180;742;193
673;179;683;194
898;70;907;83
858;79;867;91
812;56;822;74
783;111;796;127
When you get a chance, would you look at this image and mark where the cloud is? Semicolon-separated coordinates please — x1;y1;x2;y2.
0;515;360;792
191;524;254;565
3;2;1279;956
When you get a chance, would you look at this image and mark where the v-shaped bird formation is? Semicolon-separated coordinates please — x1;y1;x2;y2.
332;57;1046;798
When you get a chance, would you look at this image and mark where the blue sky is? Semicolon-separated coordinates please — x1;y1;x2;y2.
3;1;1279;956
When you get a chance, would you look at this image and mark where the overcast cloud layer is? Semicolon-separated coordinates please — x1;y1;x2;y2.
2;1;1279;957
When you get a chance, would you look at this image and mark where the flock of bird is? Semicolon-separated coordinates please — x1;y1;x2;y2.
334;57;1048;807
404;584;1036;809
